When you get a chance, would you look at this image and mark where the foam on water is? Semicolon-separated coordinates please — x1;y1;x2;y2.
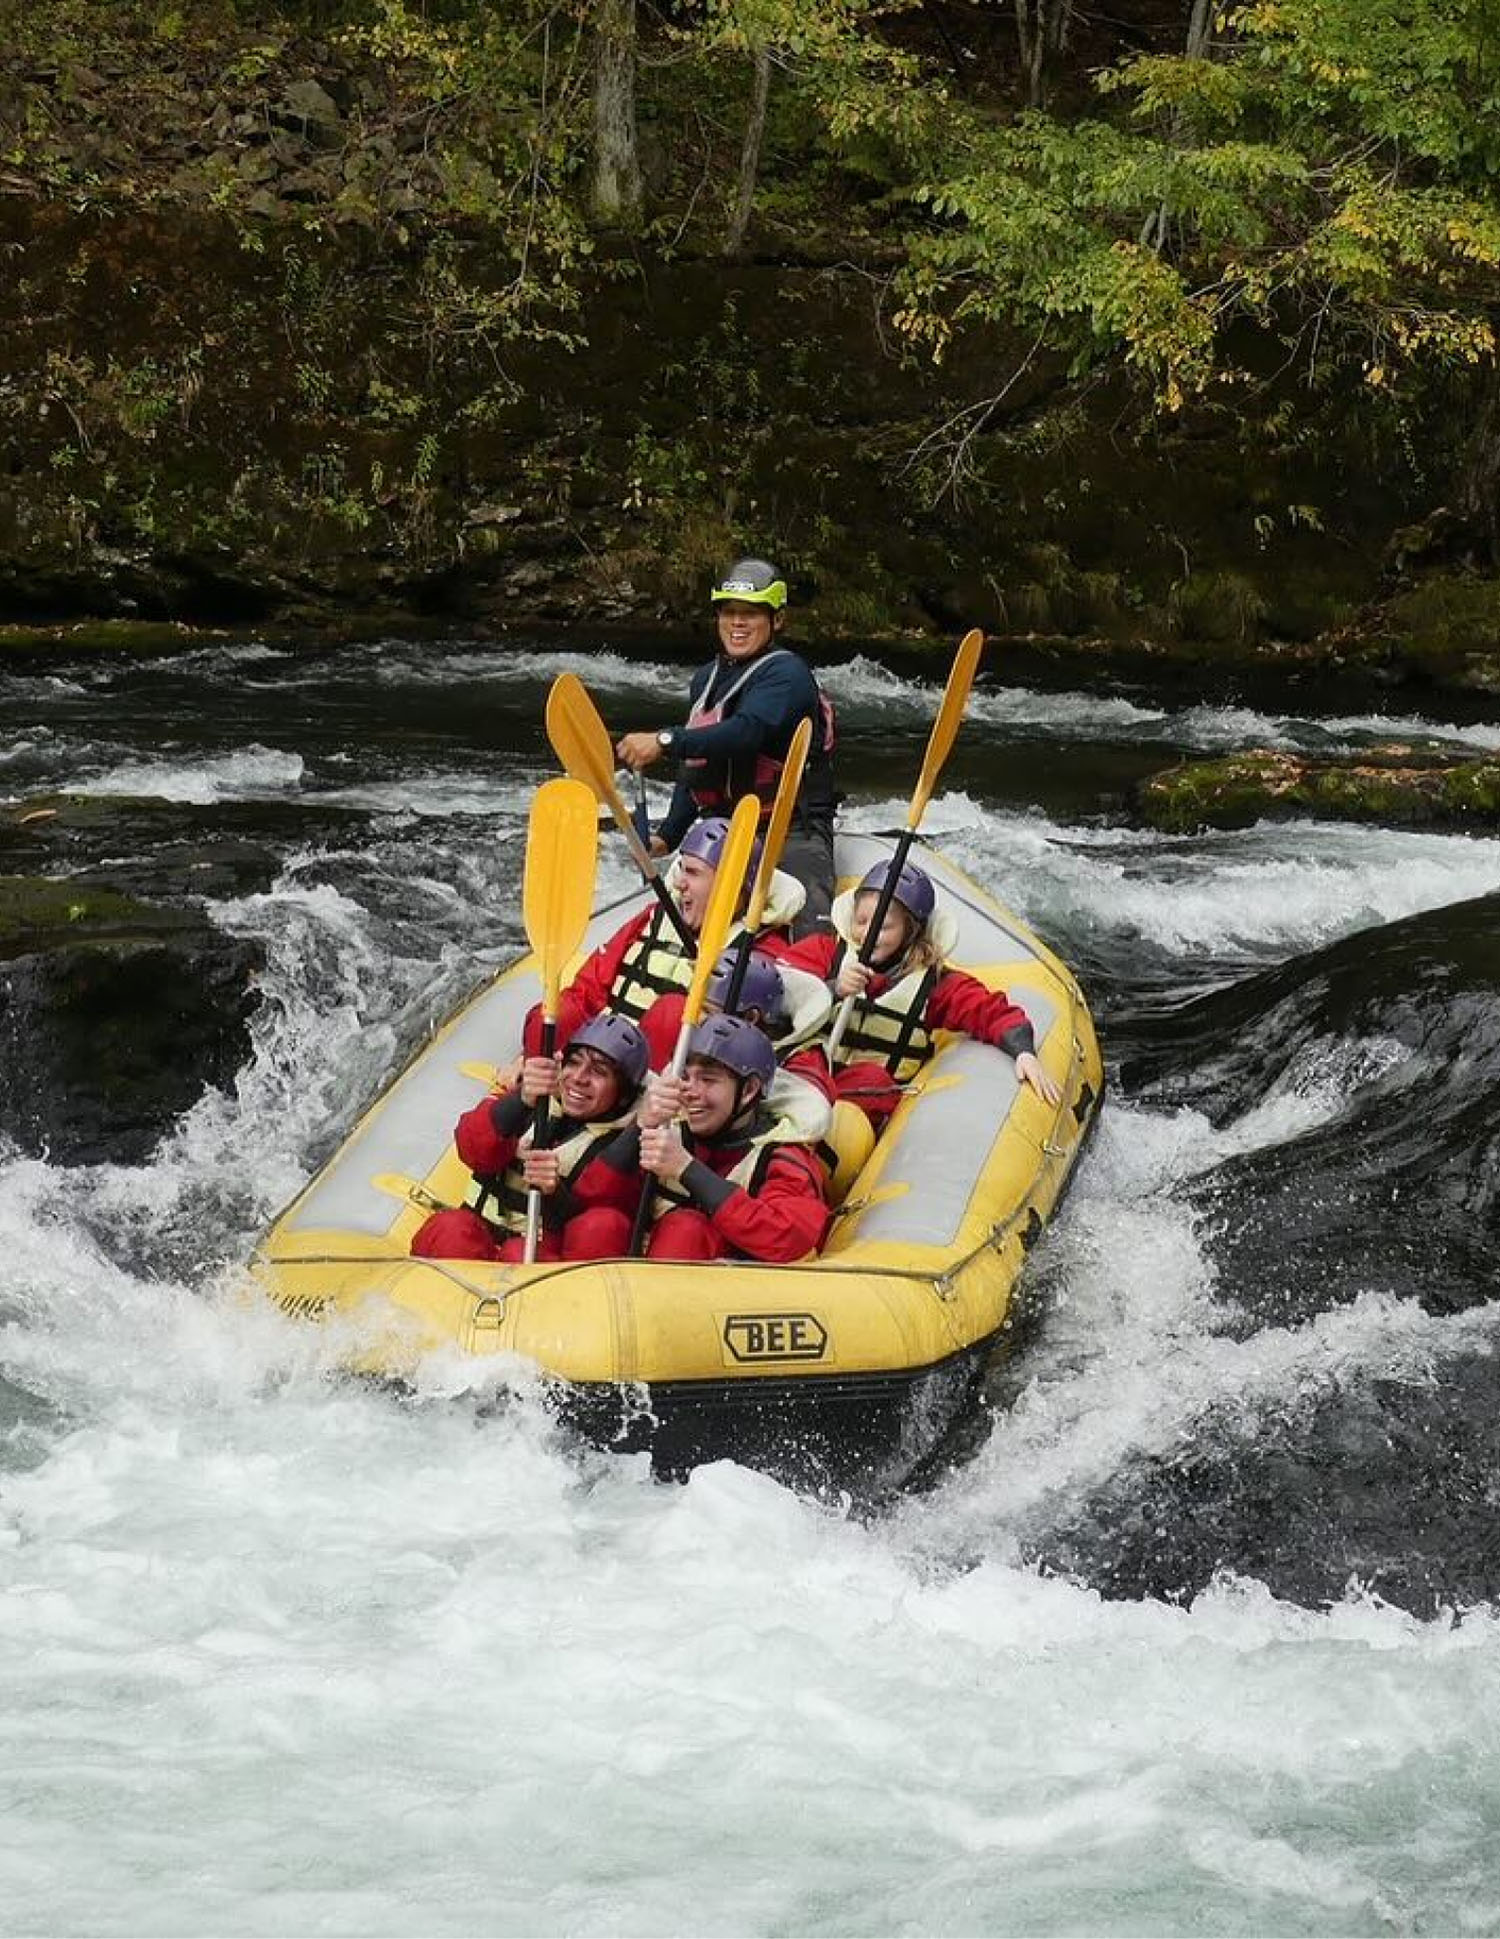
68;744;307;805
358;642;683;692
2;1220;1497;1937
899;1051;1496;1559
848;793;1500;962
312;763;559;819
5;651;1500;1931
815;654;1500;755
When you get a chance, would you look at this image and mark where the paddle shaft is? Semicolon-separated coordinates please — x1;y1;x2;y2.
544;673;696;953
522;1017;557;1261
823;827;919;1064
625;1023;692;1257
823;628;984;1065
721;929;755;1013
626;794;761;1259
720;714;813;1014
519;775;600;1265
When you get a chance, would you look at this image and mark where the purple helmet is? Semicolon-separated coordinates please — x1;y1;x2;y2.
857;858;935;926
567;1011;649;1093
706;947;785;1028
679;817;764;877
686;1014;777;1091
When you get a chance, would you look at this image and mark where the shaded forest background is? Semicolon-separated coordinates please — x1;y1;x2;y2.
3;0;1499;686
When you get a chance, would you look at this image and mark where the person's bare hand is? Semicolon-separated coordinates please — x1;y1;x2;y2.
518;1055;561;1107
1016;1051;1061;1106
522;1148;561;1195
616;732;664;773
639;1121;689;1182
638;1072;684;1129
836;958;872;999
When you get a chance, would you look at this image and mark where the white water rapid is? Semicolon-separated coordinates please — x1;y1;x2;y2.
3;640;1499;1936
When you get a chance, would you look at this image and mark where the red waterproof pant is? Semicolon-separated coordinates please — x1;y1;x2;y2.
409;1206;633;1263
644;1208;726;1261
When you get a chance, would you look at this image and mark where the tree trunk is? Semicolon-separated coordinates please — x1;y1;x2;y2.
1014;0;1072;108
1140;0;1218;250
1460;360;1500;567
1014;0;1041;106
724;43;772;258
593;0;643;230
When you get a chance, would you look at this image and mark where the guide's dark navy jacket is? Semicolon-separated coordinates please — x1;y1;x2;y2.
656;644;837;851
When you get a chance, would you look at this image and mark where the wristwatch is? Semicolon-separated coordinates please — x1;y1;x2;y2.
656;728;676;753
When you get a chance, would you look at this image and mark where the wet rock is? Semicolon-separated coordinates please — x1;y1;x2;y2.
1030;1361;1500;1618
1138;746;1500;833
0;793;361;903
0;619;220;658
273;78;342;143
0;875;263;1164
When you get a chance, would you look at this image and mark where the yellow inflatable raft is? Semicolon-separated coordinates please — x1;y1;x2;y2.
253;834;1102;1491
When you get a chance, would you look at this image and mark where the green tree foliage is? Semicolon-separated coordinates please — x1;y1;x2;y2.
896;0;1500;412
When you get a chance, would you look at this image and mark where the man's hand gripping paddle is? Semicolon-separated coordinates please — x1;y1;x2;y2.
627;794;761;1257
545;672;696;953
520;777;599;1263
825;627;985;1063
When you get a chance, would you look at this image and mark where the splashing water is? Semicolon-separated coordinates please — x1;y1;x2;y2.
3;635;1499;1933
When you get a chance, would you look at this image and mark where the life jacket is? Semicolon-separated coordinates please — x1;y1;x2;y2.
649;1086;826;1223
825;889;961;1087
773;961;834;1055
682;651;837;823
610;905;696;1024
613;867;808;1024
463;1110;632;1238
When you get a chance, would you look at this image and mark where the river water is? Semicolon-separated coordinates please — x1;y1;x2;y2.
2;635;1499;1935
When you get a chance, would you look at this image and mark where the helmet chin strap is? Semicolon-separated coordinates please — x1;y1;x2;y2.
868;927;918;977
703;1074;762;1142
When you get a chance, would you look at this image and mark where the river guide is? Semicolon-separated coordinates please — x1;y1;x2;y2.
615;558;838;936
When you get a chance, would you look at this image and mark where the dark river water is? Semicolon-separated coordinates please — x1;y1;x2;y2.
2;632;1499;1936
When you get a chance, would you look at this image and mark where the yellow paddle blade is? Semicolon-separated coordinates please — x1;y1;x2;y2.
544;672;615;799
745;714;812;932
544;671;656;876
523;777;599;1014
907;626;985;830
681;795;760;1029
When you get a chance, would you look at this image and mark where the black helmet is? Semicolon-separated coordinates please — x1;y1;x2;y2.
710;558;788;611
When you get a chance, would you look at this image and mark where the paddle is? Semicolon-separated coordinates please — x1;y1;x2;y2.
722;713;812;1011
825;627;985;1062
520;776;600;1263
545;672;696;953
627;794;761;1256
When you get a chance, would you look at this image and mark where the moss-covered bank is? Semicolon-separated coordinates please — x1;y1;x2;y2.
1140;748;1500;835
3;12;1498;686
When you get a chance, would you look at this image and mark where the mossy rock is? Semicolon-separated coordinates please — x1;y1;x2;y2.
0;873;201;959
0;619;227;657
1369;576;1500;691
1139;747;1500;834
0;796;350;904
0;873;263;1164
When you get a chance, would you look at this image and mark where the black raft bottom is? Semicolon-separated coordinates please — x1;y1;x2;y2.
549;1342;994;1499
